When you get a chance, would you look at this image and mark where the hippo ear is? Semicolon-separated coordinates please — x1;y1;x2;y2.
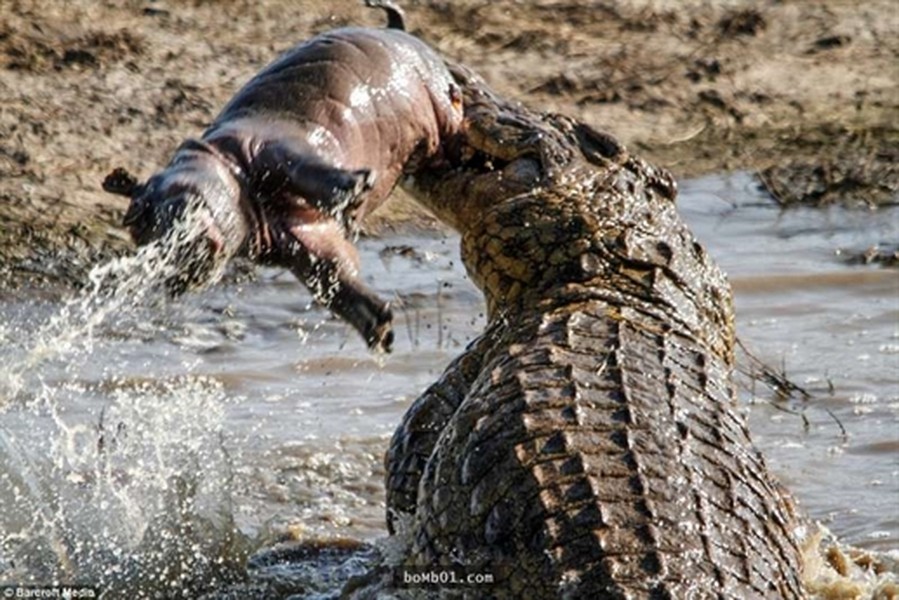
102;167;143;198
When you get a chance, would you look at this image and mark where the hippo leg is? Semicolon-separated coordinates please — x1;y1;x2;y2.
255;142;373;230
326;270;394;353
285;219;393;353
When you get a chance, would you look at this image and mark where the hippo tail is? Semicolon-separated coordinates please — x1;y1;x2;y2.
364;0;406;30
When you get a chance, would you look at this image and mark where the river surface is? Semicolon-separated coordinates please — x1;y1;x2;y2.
0;172;896;596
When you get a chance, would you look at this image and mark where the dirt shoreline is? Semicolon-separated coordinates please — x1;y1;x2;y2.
1;0;896;287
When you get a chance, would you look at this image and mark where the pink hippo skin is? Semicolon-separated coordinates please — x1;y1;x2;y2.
104;7;462;351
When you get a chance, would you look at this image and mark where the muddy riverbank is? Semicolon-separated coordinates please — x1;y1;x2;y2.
1;0;897;288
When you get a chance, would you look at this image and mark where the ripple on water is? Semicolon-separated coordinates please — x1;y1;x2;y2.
0;173;897;596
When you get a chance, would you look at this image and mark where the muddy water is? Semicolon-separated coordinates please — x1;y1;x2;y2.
0;172;896;595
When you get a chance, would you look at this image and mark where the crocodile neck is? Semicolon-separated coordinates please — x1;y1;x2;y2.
458;152;735;365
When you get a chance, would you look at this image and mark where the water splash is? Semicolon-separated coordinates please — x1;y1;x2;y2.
0;205;230;405
0;377;252;596
0;207;250;597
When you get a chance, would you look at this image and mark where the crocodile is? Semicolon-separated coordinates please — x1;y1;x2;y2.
377;63;809;598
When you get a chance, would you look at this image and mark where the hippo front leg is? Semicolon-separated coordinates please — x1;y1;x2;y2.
254;142;374;232
327;272;393;353
282;219;393;353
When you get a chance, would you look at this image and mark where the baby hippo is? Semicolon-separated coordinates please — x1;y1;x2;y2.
104;5;463;352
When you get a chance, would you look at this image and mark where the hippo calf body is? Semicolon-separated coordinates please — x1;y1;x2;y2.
108;22;463;351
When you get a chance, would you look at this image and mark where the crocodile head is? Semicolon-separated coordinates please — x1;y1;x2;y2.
404;62;735;359
403;64;640;316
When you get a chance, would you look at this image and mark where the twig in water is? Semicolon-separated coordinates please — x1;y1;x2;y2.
768;399;811;432
393;292;416;348
736;337;850;439
823;406;848;440
97;405;107;455
737;337;811;402
734;371;811;431
822;375;848;441
414;305;421;348
436;279;444;350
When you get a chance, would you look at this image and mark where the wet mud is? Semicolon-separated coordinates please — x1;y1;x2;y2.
1;0;897;288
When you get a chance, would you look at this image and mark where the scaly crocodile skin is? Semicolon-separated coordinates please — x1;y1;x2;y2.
385;63;808;599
